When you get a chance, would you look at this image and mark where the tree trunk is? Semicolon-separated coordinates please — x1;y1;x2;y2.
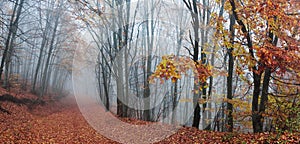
252;72;262;133
143;0;155;121
256;30;278;132
32;2;52;92
228;0;264;133
183;0;201;129
226;13;235;132
40;5;61;97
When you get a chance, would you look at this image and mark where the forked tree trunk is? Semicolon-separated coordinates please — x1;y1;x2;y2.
32;1;53;92
183;0;201;129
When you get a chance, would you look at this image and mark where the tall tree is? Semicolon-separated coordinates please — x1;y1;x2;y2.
0;0;25;88
40;1;63;97
222;0;300;133
183;0;201;129
32;0;54;92
226;13;235;132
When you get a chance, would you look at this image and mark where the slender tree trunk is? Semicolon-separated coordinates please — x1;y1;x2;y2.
229;0;264;133
143;0;156;121
123;0;132;118
206;0;225;130
101;58;110;110
40;8;60;97
172;22;184;124
257;30;278;132
116;55;125;116
32;4;52;92
183;0;201;129
112;0;125;117
226;14;235;132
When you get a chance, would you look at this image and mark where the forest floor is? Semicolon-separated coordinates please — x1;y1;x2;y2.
0;87;299;144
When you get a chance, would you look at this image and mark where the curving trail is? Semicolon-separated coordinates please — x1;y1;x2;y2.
0;94;117;143
0;90;299;144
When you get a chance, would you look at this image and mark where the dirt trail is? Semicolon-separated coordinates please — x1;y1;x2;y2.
1;94;299;144
0;95;117;143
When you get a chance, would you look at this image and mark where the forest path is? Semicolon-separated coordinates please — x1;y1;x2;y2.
0;95;117;143
0;92;299;143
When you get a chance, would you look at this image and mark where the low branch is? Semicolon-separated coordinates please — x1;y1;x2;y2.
271;76;300;86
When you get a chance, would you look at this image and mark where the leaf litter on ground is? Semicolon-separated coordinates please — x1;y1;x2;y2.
0;87;299;143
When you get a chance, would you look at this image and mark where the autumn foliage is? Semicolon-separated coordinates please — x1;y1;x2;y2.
0;0;299;143
150;55;212;87
0;87;299;143
211;0;300;133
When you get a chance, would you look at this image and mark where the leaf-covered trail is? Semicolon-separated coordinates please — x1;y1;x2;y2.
0;94;117;143
0;91;299;143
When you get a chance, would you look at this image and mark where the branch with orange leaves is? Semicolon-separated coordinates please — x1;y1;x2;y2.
149;55;212;87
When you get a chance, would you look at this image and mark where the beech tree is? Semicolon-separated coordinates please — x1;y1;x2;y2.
215;0;300;133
